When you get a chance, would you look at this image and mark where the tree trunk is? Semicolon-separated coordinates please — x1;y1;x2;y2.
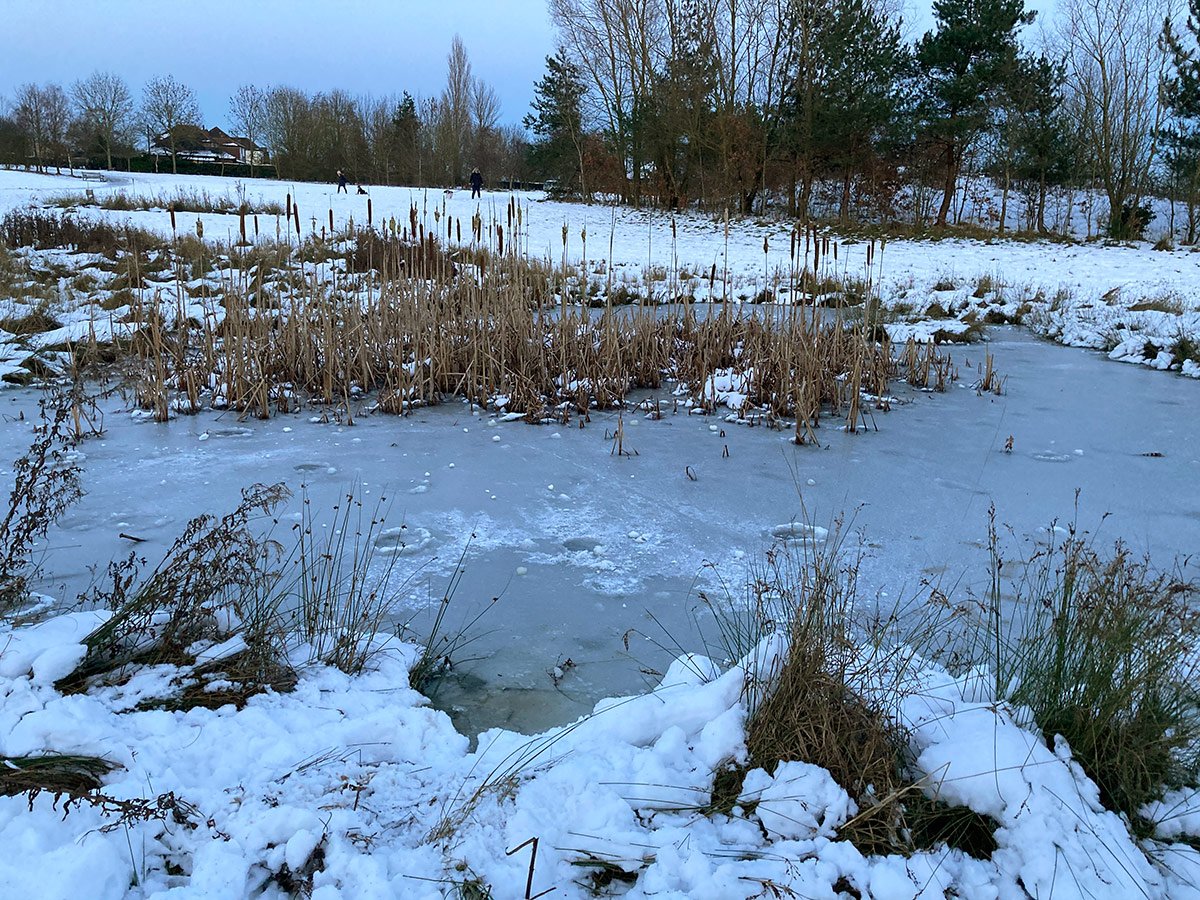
741;184;758;216
1037;172;1048;235
788;163;798;218
798;172;813;223
934;143;956;227
840;171;852;224
999;165;1010;234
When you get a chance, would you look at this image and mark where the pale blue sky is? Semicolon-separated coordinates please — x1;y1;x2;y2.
0;0;557;128
2;0;1058;132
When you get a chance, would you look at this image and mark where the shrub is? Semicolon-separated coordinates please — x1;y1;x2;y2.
708;527;961;854
0;397;83;615
60;482;291;691
972;506;1200;833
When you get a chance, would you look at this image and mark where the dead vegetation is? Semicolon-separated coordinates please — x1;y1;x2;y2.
706;527;1000;858
1;205;974;436
0;396;84;614
0;753;119;801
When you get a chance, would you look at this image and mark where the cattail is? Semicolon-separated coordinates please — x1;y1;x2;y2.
286;193;292;219
239;209;247;245
329;209;334;235
367;198;373;228
254;214;259;239
169;203;177;234
196;217;203;240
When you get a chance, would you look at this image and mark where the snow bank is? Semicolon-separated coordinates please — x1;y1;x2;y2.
2;610;1198;898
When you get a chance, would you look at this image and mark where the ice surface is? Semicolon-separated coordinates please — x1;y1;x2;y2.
0;328;1195;737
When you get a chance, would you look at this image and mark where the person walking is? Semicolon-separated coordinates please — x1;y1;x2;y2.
469;167;483;199
336;170;348;194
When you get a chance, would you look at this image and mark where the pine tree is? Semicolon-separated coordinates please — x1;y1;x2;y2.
784;0;908;222
1007;55;1075;234
1162;0;1200;242
916;0;1034;227
812;0;910;222
524;51;588;196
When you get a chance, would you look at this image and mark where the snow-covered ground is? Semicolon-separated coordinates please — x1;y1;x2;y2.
2;167;1200;898
2;166;1198;384
7;613;1200;899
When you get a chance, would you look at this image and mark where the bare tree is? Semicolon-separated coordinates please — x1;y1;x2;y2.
439;35;475;183
263;86;310;179
141;75;201;174
71;71;133;170
471;80;501;173
13;83;70;173
228;84;268;174
550;0;669;204
1059;0;1176;237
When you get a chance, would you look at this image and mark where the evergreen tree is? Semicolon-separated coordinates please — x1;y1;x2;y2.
646;8;718;209
1007;54;1075;234
1162;0;1200;242
812;0;910;221
391;93;422;185
524;51;588;195
915;0;1034;226
784;0;909;221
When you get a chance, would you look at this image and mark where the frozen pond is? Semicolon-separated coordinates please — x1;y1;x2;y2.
1;327;1197;736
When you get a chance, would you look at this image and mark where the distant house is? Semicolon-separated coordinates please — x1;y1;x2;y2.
151;126;267;166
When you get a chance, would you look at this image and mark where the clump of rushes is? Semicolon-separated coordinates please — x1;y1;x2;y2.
963;503;1200;835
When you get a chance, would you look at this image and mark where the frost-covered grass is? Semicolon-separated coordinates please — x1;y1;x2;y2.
0;166;1197;404
45;186;285;217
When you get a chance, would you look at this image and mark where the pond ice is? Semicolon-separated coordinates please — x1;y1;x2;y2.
0;328;1196;735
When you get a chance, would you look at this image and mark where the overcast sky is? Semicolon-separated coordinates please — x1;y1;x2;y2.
0;0;558;129
2;0;1058;133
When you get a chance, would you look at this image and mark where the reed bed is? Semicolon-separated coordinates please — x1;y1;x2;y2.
128;271;908;430
5;205;964;434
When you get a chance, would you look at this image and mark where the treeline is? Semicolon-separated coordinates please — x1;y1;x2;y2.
530;0;1200;239
0;36;530;189
4;1;1200;240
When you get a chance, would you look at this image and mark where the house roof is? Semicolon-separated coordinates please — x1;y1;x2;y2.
153;125;265;154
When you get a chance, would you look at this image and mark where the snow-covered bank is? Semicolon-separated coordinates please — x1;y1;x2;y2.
3;606;1200;899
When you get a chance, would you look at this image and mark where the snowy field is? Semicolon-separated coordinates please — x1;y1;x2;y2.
1;166;1200;898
